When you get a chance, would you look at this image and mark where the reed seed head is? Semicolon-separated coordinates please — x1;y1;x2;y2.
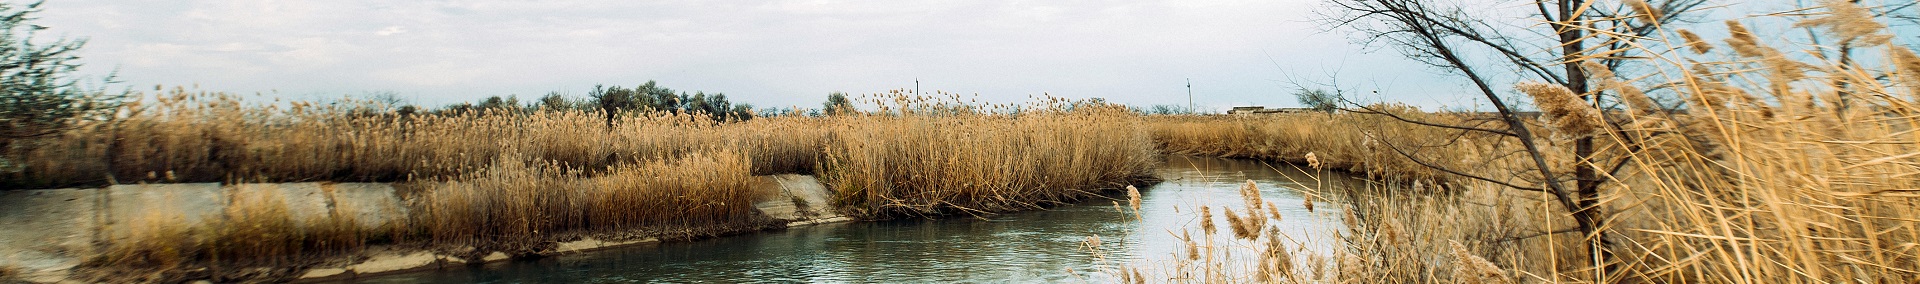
1794;0;1892;46
1676;29;1712;54
1450;241;1507;284
1891;46;1920;98
1625;0;1658;23
1516;82;1604;136
1200;206;1216;236
1305;152;1321;169
1725;20;1767;58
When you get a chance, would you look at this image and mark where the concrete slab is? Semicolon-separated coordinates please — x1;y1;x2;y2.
0;188;97;279
782;175;835;218
787;216;853;227
227;183;331;229
103;183;226;240
345;251;438;275
322;183;408;230
552;237;658;254
750;175;836;221
750;178;803;221
297;268;346;279
480;252;509;262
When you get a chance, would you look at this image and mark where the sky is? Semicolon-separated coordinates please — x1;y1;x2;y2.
30;1;1902;112
32;0;1498;112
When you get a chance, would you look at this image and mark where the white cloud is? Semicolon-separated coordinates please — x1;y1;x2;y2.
33;0;1479;109
376;26;407;36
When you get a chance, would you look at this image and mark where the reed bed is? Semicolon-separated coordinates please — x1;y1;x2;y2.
1136;2;1920;282
2;91;831;189
95;187;374;281
821;94;1160;217
7;87;1158;280
1148;106;1505;186
409;149;759;252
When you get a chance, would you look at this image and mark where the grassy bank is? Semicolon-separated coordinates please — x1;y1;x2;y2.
7;92;1158;281
1137;5;1920;283
823;100;1159;217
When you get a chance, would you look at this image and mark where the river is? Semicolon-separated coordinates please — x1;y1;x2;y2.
349;156;1358;283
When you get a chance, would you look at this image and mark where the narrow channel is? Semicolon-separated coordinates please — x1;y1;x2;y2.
350;156;1357;283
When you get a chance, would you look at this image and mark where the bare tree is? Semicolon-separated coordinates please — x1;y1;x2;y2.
0;2;122;172
1318;0;1707;278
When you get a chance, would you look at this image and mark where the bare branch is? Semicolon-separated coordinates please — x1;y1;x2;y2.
1343;103;1518;137
1365;131;1549;193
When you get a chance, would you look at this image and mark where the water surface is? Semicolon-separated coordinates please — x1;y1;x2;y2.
351;156;1359;283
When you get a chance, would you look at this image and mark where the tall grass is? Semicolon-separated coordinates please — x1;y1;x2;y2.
1142;2;1920;282
2;91;832;189
1149;107;1485;186
410;149;759;252
14;88;1157;279
822;93;1160;217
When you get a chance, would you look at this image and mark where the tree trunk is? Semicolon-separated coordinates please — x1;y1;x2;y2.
1558;0;1613;278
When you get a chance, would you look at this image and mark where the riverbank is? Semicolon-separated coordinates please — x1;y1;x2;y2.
1138;27;1920;280
0;175;852;283
0;93;1160;283
348;156;1342;283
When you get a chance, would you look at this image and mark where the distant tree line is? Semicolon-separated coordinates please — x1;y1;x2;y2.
358;82;872;124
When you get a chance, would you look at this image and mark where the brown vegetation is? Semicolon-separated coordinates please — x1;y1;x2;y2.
12;90;1157;280
1140;2;1920;282
822;95;1159;217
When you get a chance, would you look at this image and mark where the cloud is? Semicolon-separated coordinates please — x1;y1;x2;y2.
33;0;1476;109
376;26;407;36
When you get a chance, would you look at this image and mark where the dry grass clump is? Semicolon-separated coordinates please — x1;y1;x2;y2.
0;92;829;189
98;210;199;270
208;189;306;266
410;149;758;252
93;187;375;281
822;92;1159;217
1142;3;1920;282
1147;106;1483;185
23;86;1157;277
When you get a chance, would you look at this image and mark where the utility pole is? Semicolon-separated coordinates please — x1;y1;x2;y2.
915;79;920;95
1186;78;1193;114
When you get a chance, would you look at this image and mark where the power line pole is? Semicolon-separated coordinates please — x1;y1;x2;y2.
1186;78;1193;114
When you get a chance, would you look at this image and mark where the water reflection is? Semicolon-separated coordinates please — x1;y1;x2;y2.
349;156;1358;283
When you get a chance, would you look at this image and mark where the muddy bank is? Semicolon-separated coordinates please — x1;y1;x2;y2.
0;174;848;283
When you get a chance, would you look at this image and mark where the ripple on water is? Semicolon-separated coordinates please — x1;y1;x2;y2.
349;156;1356;283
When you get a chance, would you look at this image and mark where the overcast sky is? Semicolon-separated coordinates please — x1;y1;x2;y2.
30;0;1846;112
29;0;1501;111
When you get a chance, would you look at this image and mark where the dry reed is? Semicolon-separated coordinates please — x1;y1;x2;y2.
1136;3;1920;282
19;88;1157;279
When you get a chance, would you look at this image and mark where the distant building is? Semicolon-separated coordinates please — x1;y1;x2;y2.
1228;106;1318;115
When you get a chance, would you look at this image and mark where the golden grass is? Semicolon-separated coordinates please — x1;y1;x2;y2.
1137;4;1920;282
1;92;833;189
409;149;759;252
1148;107;1472;185
821;97;1159;217
21;89;1156;277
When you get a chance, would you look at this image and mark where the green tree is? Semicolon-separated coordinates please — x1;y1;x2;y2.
1293;88;1339;113
475;95;519;111
687;92;711;115
642;82;680;113
537;91;573;111
0;2;121;169
822;92;853;115
590;85;636;126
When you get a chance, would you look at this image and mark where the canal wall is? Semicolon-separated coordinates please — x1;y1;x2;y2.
0;174;846;283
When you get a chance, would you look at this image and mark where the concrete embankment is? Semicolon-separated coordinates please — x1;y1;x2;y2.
0;174;845;283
